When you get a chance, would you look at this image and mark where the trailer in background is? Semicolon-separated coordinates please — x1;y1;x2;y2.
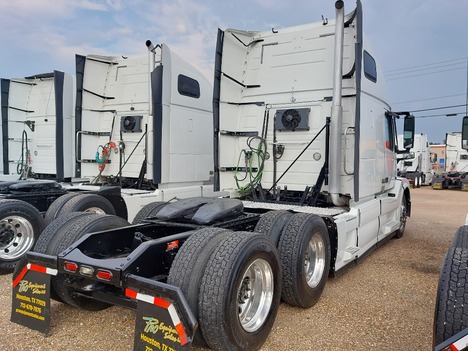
430;144;446;173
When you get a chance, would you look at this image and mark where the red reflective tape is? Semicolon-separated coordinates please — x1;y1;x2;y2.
153;297;171;309
175;323;188;346
125;288;138;299
12;265;29;288
30;263;47;274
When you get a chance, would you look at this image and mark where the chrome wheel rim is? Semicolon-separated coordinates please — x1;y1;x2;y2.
237;258;274;333
399;199;407;231
304;233;326;288
0;216;35;260
84;207;106;214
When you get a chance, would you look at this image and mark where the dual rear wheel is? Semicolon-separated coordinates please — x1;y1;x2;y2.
168;211;331;350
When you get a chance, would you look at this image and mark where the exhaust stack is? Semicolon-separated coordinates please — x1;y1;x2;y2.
329;0;347;207
146;40;156;115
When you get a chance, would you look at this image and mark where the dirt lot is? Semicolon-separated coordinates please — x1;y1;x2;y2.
0;186;466;350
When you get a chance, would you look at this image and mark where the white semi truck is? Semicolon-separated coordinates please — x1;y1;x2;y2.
0;71;75;180
11;1;415;350
397;133;434;187
0;43;218;272
432;132;468;190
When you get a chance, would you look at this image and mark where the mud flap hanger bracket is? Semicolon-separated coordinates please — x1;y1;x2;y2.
124;273;198;341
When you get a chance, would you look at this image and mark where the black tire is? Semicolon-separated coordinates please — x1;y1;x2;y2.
131;201;167;224
48;214;130;310
278;213;330;308
34;211;92;254
55;193;116;219
416;175;421;188
199;232;281;351
167;227;232;346
254;210;293;246
453;226;468;248
395;194;408;239
43;193;81;226
0;199;45;274
433;247;468;346
33;211;93;302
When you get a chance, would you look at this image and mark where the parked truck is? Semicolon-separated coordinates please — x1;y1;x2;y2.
432;132;468;190
0;71;75;180
397;133;434;187
11;1;415;350
0;43;219;273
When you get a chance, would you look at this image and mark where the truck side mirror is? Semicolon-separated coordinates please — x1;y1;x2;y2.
403;115;415;150
462;116;468;150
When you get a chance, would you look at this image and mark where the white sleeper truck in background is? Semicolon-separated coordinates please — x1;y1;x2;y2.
0;72;75;180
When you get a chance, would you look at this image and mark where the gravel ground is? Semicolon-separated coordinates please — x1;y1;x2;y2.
0;186;466;350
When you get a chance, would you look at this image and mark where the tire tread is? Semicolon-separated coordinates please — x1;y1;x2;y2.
434;247;468;345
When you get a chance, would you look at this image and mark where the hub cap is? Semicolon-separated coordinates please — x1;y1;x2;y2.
304;233;326;288
84;207;106;214
0;216;35;260
237;258;274;333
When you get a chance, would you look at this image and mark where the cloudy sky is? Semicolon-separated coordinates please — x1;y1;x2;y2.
0;0;467;143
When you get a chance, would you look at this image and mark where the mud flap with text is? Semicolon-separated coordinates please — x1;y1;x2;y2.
11;260;57;334
125;275;196;351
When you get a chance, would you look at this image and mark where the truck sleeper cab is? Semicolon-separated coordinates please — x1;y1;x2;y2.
11;1;415;351
397;133;434;187
0;71;75;180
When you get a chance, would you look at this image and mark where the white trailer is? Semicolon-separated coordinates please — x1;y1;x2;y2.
432;132;468;190
11;1;416;350
397;133;434;187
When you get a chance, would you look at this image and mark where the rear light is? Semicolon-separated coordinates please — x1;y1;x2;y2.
79;265;94;277
96;270;113;281
167;240;179;250
64;262;78;273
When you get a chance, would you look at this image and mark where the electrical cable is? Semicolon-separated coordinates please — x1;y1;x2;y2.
387;67;465;81
17;130;30;178
234;136;267;195
409;104;466;113
384;57;467;74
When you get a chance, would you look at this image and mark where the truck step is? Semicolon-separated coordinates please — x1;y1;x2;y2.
342;246;360;262
382;220;400;235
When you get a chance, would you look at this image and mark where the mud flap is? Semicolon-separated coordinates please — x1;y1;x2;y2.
11;254;57;334
434;327;468;351
432;179;443;190
125;274;197;351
